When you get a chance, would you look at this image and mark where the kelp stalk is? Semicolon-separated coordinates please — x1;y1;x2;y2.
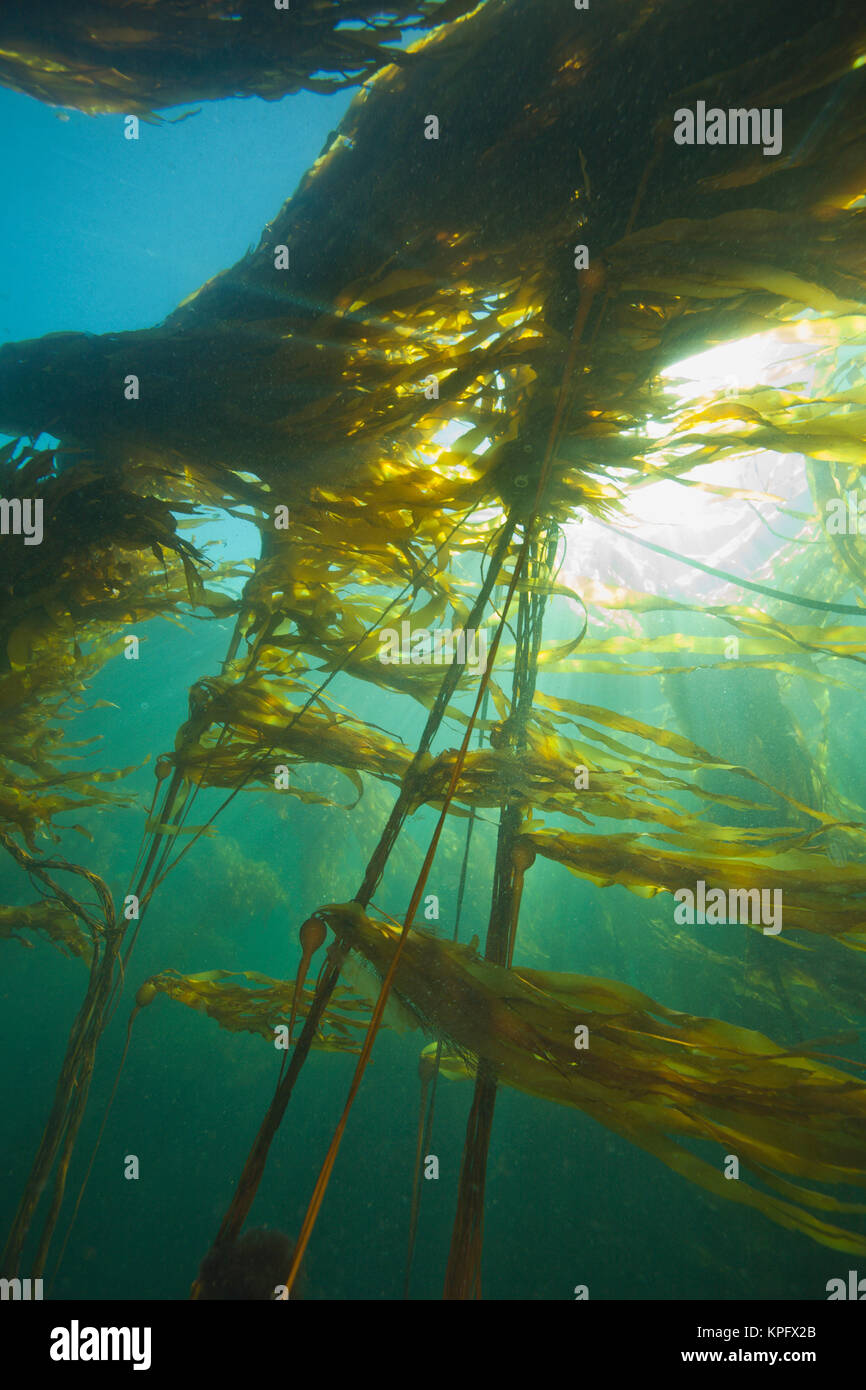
444;528;552;1298
1;845;117;1275
200;514;519;1265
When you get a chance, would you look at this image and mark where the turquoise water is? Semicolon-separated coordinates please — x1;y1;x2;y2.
3;606;864;1299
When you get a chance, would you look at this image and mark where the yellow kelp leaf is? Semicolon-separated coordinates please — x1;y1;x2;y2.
135;967;377;1055
419;1041;476;1082
320;906;866;1255
520;829;866;945
0;902;92;962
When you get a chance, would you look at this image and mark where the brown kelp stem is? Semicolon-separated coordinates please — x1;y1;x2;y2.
2;675;222;1275
355;519;517;906
403;1044;440;1299
286;266;597;1296
439;240;590;1298
15;499;480;1285
18;522;432;1278
443;530;551;1298
279;502;548;1297
47;985;154;1292
141;502;483;916
0;834;117;1272
198;516;519;1265
2;576;276;1273
404;692;488;1297
438;259;606;1298
442;1059;498;1300
1;879;117;1275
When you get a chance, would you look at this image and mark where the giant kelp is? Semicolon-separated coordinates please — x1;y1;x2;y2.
319;904;866;1256
133;967;376;1055
0;439;241;846
3;0;866;1297
2;1;865;513
0;0;477;114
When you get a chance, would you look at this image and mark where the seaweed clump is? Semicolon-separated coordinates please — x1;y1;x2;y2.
197;1229;302;1300
0;1;476;114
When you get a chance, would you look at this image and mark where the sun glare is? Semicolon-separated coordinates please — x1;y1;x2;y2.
561;324;830;600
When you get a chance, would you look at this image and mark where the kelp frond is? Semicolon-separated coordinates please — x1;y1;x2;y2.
323;904;866;1255
0;1;478;114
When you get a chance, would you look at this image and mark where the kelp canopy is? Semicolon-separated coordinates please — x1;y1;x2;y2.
0;0;478;113
2;0;865;516
2;0;866;1297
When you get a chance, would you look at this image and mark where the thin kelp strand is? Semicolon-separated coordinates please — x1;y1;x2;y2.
403;1050;437;1300
288;270;587;1294
283;506;533;1295
198;521;515;1266
146;501;484;895
48;989;151;1293
599;522;866;615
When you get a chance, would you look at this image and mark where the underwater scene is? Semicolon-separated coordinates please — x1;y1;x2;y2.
2;0;866;1314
